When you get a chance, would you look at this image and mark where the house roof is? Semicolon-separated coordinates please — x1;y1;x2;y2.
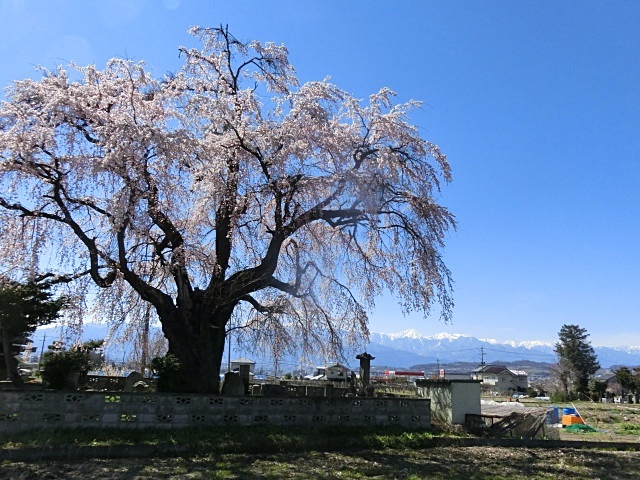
326;363;349;370
474;365;509;375
473;365;528;376
230;357;255;364
444;373;473;380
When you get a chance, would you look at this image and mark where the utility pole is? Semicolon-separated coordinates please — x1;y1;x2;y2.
227;331;231;373
38;333;46;371
479;346;486;391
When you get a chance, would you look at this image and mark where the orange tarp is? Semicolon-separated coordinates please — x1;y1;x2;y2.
561;414;585;426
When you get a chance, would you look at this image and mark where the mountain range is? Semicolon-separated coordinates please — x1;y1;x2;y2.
367;330;640;369
32;325;640;371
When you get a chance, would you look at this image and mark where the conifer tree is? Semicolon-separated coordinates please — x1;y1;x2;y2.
554;324;600;396
0;279;66;385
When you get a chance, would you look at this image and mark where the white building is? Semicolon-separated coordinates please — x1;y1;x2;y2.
472;365;528;394
230;357;255;374
416;379;482;424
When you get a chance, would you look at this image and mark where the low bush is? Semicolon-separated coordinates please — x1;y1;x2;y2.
550;391;579;403
41;340;103;390
150;354;189;392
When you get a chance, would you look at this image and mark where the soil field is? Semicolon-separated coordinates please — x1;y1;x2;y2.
2;444;640;479
3;401;640;479
526;399;640;443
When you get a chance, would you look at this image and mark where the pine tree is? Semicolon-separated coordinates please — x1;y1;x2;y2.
615;366;640;398
554;324;600;397
0;279;67;385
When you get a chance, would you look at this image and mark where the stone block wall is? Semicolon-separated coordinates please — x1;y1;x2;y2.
0;391;430;433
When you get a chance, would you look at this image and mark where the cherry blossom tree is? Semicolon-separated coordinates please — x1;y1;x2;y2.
0;26;454;392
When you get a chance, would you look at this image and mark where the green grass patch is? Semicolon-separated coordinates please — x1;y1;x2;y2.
0;425;439;454
616;423;640;435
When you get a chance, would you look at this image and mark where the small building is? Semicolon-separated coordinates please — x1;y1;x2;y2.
230;358;256;374
472;365;528;394
305;363;350;381
415;379;481;424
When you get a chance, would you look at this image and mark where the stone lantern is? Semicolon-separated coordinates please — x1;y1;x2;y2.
356;352;375;393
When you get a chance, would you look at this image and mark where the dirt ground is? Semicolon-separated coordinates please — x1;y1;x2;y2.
2;445;640;479
3;400;640;479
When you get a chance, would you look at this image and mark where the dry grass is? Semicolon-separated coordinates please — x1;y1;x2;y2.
2;445;640;479
521;399;640;443
3;401;640;478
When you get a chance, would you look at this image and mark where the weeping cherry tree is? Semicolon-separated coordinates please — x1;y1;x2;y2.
0;26;454;392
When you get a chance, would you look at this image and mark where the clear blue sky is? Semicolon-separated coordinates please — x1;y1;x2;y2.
2;0;639;346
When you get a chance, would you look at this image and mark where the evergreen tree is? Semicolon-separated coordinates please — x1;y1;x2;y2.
615;366;640;397
554;324;600;397
0;279;67;385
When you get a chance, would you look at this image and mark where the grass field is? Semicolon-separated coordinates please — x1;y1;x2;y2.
522;398;640;443
3;444;640;479
2;401;640;479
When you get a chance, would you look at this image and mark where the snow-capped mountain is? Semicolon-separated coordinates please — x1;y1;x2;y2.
367;330;640;368
31;324;640;370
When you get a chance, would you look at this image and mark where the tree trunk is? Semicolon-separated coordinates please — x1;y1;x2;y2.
1;326;23;387
158;306;230;394
140;306;150;375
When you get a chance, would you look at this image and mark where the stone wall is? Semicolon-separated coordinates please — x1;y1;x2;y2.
0;391;430;433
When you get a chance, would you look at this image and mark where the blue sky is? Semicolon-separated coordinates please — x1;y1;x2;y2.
1;1;639;346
